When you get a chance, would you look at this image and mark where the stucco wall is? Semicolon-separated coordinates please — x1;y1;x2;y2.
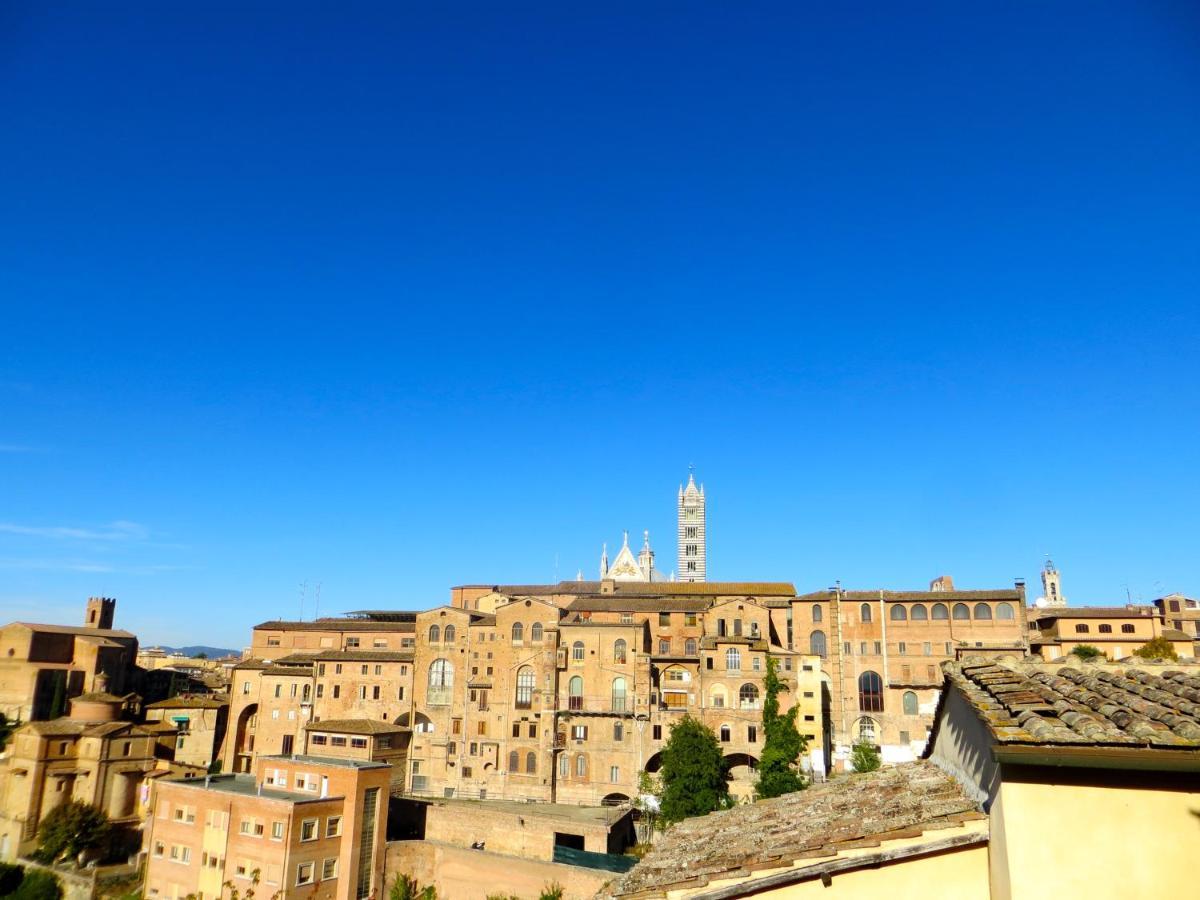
991;774;1200;900
723;843;990;900
384;840;612;900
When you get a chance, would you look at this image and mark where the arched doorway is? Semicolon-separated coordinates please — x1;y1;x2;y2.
232;703;258;773
723;752;759;801
643;752;664;774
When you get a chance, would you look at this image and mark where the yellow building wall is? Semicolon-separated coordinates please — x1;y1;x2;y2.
991;778;1200;900
667;843;989;900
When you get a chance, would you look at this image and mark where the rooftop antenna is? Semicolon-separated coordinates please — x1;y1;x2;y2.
299;580;307;621
314;581;322;620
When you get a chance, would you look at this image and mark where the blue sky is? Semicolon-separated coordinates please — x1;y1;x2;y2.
2;3;1198;649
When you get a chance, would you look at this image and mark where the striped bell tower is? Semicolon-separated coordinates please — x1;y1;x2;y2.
677;469;706;582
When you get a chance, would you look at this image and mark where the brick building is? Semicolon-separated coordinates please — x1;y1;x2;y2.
0;597;140;722
143;755;390;900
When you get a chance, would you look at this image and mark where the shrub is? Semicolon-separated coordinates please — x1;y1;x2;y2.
1070;645;1104;661
35;801;111;864
389;874;436;900
850;740;881;773
11;870;63;900
0;861;25;895
538;883;564;900
1134;637;1179;661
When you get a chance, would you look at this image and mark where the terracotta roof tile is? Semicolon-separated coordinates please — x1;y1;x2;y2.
944;658;1200;748
607;761;979;897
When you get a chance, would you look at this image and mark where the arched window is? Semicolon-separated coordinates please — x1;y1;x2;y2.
719;724;731;742
558;754;568;778
611;677;627;712
902;691;918;715
613;639;627;664
428;624;440;643
858;671;883;712
890;605;908;621
531;621;544;642
710;685;727;708
568;675;583;710
1099;623;1112;634
856;717;877;744
572;641;585;662
515;666;535;709
952;603;970;621
443;624;455;643
508;750;520;772
932;603;949;620
685;638;697;656
809;630;827;658
428;659;453;705
526;752;537;774
911;603;928;620
973;603;992;620
725;648;741;671
860;603;873;623
739;683;760;709
575;754;587;778
995;602;1014;620
511;622;524;644
812;604;823;623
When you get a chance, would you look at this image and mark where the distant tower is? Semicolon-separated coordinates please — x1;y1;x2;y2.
600;542;609;579
677;470;706;582
1035;559;1066;608
85;596;116;630
638;530;656;581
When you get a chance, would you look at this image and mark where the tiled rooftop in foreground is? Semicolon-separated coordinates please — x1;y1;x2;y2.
606;761;983;898
942;658;1200;747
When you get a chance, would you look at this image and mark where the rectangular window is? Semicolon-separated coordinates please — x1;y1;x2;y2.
242;681;251;694
923;642;932;656
345;638;360;648
513;722;521;738
477;721;487;735
335;663;343;674
653;724;662;740
610;765;620;783
659;639;670;654
684;613;697;626
359;686;367;700
844;642;852;655
300;819;318;841
398;686;405;700
316;684;325;698
332;685;341;699
273;684;281;698
322;859;338;880
153;842;165;857
528;723;537;738
326;816;342;837
272;821;284;840
620;613;633;624
748;725;758;743
361;664;369;675
572;724;588;740
859;642;867;655
372;686;381;700
898;642;907;655
945;642;953;655
331;736;347;746
297;862;315;886
659;612;671;626
351;737;368;749
900;730;910;744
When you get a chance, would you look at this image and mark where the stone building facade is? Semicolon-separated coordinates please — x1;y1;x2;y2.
0;597;140;722
792;580;1030;769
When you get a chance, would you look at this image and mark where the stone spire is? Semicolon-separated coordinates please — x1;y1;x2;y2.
677;469;707;582
600;542;609;579
638;529;655;580
1035;558;1066;608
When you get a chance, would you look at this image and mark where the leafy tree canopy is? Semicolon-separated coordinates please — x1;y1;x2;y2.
36;801;111;863
658;715;730;825
1134;636;1179;661
756;657;807;799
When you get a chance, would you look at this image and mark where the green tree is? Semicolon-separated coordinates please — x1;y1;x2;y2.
0;861;25;894
658;715;729;825
0;712;15;753
1134;636;1179;661
194;652;208;660
1070;645;1104;661
47;674;67;721
389;874;436;900
11;870;63;900
36;801;111;863
633;769;661;834
756;657;807;799
850;740;881;773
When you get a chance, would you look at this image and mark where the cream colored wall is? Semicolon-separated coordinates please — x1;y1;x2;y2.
991;778;1200;900
384;840;612;900
681;843;989;900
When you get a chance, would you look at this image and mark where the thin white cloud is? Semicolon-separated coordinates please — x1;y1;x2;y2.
0;444;39;453
0;558;189;575
0;520;149;541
